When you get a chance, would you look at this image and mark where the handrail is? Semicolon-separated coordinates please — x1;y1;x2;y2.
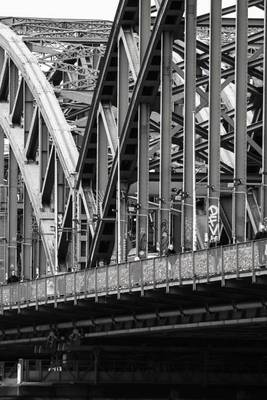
0;239;266;309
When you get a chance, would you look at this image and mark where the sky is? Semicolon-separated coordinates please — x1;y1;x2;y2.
0;0;262;20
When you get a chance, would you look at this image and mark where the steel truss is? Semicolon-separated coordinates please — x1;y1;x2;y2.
77;0;266;267
0;17;111;281
0;0;266;277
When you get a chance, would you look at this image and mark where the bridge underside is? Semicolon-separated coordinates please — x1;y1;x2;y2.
1;1;267;398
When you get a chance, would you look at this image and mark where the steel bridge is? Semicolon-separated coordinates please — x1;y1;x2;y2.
1;1;267;399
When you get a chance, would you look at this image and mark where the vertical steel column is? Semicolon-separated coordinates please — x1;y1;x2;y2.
38;241;47;277
0;48;5;71
182;0;197;251
57;162;65;215
0;126;4;184
23;82;34;146
54;152;58;273
233;0;248;242
72;188;78;270
137;0;151;258
262;0;267;220
9;59;18;115
8;147;18;275
117;39;129;263
22;187;32;280
207;0;222;243
158;31;173;255
39;112;49;192
0;126;6;283
96;111;108;217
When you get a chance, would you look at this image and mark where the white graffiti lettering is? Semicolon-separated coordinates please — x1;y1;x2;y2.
208;205;219;236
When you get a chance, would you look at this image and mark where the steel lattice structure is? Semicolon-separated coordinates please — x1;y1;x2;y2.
0;1;266;280
2;3;267;396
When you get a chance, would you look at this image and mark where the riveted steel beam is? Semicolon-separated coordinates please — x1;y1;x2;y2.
159;31;173;254
233;0;248;243
182;0;197;251
137;0;151;259
207;0;222;243
262;0;267;221
7;147;17;275
22;187;33;280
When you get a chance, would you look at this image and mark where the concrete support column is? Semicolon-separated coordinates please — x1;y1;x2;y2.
23;82;34;146
207;0;222;243
233;0;248;242
117;38;129;263
158;31;173;254
8;147;18;275
137;0;151;258
9;59;18;115
262;0;267;221
22;187;32;280
96;111;108;217
182;0;197;251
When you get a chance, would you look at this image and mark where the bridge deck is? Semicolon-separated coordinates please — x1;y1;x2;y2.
1;239;266;310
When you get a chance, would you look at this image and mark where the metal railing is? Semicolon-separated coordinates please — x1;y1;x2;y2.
0;239;266;309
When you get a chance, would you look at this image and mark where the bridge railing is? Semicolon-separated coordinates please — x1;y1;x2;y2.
0;239;266;308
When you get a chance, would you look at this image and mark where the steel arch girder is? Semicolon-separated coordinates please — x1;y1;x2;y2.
0;107;55;271
0;22;79;187
0;23;81;272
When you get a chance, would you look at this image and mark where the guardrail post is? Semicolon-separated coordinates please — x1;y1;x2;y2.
74;271;77;305
192;251;196;290
9;284;12;308
44;277;47;304
0;286;3;312
140;260;144;296
95;267;98;303
153;258;156;289
26;281;30;307
179;253;182;285
84;268;87;296
166;256;169;293
206;249;210;283
117;263;120;299
106;265;108;296
64;274;67;301
128;261;132;292
35;279;38;310
236;243;239;278
221;246;225;286
54;275;57;308
252;241;256;283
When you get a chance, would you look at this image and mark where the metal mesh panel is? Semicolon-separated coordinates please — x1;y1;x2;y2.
118;263;128;289
180;253;193;279
107;265;117;291
154;257;166;283
86;269;95;293
237;242;253;272
143;259;154;285
129;261;141;287
96;268;106;292
223;245;237;274
76;271;85;293
169;254;180;281
194;250;208;278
